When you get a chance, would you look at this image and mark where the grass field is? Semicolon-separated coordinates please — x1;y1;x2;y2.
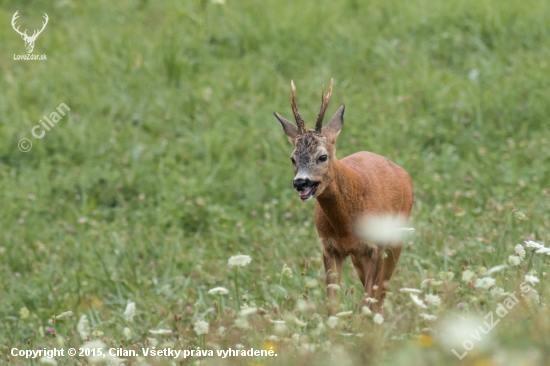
1;0;550;364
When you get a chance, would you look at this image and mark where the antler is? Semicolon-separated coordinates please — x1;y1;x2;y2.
315;78;333;132
290;80;307;135
30;13;49;40
11;11;28;38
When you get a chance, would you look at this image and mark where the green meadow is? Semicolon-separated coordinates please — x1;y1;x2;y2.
1;0;550;364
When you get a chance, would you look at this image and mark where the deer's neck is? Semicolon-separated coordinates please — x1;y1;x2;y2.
316;159;363;237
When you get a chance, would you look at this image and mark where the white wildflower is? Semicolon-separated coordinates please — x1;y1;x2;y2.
77;315;89;340
524;274;540;285
327;284;341;291
361;306;372;315
281;264;293;278
373;313;384;324
355;215;408;245
148;329;172;335
410;294;427;308
421;279;443;288
490;287;509;298
525;240;544;250
218;326;226;336
515;244;526;259
364;297;378;304
327;316;339;329
336;311;353;317
474;277;496;290
123;327;132;340
238;307;257;317
39;356;58;365
425;294;441;306
291;333;300;342
20;307;30;319
193;319;209;335
462;270;476;282
508;255;521;266
55;311;73;320
269;319;285;324
535;247;550;254
420;313;437;321
399;288;422;294
235;317;249;329
208;286;229;295
228;255;252;266
124;301;136;322
294;318;307;327
297;300;316;312
486;264;507;276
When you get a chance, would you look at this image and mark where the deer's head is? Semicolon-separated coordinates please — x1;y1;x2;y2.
11;11;49;54
274;79;345;201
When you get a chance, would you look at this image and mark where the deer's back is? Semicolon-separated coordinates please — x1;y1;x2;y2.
341;151;413;217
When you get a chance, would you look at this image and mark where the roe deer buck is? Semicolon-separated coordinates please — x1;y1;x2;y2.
274;79;413;314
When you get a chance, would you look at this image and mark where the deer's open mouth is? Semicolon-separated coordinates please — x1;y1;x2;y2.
299;182;319;201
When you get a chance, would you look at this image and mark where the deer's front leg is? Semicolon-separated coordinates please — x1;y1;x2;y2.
322;240;343;315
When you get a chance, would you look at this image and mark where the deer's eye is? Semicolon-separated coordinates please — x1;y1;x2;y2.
318;155;328;163
291;157;296;165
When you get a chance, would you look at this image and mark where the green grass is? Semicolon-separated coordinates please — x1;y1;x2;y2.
1;0;550;364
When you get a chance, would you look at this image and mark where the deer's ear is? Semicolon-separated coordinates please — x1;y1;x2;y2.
274;112;299;145
323;104;345;141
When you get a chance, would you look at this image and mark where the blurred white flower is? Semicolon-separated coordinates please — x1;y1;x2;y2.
425;294;441;306
210;0;226;4
123;327;132;340
297;300;316;312
490;287;509;299
295;318;307;327
355;215;409;245
508;255;521;266
55;311;73;320
39;356;57;365
208;287;229;295
124;301;136;322
420;313;437;321
475;277;496;290
535;247;550;254
421;279;443;288
77;315;89;340
399;288;422;294
336;311;353;317
462;270;476;282
148;329;172;335
281;264;293;278
439;316;489;350
364;297;378;304
327;316;339;329
218;326;226;336
361;306;372;315
525;240;544;250
228;255;252;266
147;338;158;348
20;307;30;319
515;244;526;259
327;284;341;291
410;294;427;308
235;317;249;329
292;333;300;341
524;274;540;285
373;313;384;324
238;307;258;317
235;343;245;349
193;319;209;335
486;264;507;276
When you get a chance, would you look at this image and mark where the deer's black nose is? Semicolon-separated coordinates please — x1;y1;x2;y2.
293;178;309;191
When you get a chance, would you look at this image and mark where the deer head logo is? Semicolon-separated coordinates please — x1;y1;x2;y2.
11;11;49;54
